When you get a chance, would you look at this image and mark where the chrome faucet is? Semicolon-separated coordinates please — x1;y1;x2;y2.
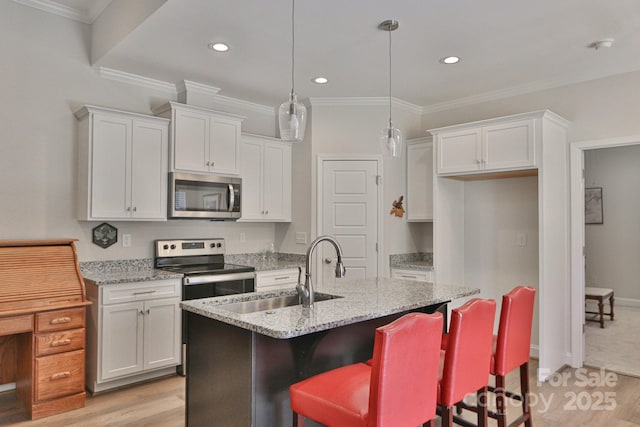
296;235;346;307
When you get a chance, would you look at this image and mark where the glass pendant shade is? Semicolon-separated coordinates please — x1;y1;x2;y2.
380;122;403;158
279;91;307;142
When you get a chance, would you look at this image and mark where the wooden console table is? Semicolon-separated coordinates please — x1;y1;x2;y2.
0;239;90;420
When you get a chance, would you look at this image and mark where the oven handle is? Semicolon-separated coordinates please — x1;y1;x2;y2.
184;271;255;285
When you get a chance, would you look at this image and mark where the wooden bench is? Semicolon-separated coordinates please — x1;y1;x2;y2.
585;287;614;328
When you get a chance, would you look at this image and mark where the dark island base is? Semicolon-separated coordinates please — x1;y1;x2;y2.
186;302;447;427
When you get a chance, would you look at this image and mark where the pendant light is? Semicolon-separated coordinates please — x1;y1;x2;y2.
379;20;402;158
279;0;307;142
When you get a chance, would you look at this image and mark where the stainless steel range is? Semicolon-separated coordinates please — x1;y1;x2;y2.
154;238;255;375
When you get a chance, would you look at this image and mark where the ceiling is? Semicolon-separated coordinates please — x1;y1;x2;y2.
23;0;640;111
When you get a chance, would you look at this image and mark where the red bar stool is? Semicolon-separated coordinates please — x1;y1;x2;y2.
452;286;535;427
289;312;444;427
438;298;496;427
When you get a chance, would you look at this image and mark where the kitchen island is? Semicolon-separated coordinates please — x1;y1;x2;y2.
181;277;478;427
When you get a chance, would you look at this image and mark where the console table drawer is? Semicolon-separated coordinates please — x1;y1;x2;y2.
35;350;85;401
36;328;85;357
36;308;85;333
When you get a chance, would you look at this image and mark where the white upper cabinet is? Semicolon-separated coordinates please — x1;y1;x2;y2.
432;115;536;176
75;106;169;221
239;133;292;222
406;138;433;221
155;102;245;176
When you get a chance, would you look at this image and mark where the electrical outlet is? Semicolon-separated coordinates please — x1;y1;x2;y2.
295;232;307;244
239;232;246;242
122;234;131;247
516;232;527;247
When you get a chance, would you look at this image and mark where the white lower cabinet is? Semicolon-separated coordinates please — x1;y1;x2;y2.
86;279;181;393
391;268;434;282
256;268;302;291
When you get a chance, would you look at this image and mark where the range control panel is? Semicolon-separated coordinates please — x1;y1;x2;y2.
155;238;225;257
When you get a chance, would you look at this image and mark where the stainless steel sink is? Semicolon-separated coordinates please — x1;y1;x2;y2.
218;292;342;314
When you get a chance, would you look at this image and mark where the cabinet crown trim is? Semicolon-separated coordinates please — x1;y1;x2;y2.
153;101;246;121
427;109;569;135
241;132;292;146
74;105;170;123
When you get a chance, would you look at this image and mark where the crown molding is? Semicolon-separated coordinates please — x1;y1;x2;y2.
214;95;276;116
96;67;177;93
12;0;112;24
177;80;221;97
96;68;276;116
309;97;423;115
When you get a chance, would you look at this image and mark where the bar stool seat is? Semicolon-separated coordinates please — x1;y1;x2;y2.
290;312;443;427
585;287;614;328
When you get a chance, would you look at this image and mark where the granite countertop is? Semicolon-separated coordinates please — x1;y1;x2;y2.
390;261;434;271
180;278;478;339
226;253;305;272
80;259;183;285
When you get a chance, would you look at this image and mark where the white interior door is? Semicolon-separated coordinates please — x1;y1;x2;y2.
319;159;379;282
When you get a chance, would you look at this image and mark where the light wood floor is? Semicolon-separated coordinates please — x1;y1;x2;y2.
2;360;640;426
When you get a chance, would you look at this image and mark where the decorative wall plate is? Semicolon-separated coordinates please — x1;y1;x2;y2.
92;223;117;248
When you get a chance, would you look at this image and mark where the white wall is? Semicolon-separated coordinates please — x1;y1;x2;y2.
585;145;640;300
276;102;429;275
0;2;276;261
464;176;540;344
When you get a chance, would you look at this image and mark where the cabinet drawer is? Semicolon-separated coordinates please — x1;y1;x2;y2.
0;314;33;335
391;269;433;282
35;350;85;402
36;328;85;357
36;308;85;333
256;268;300;290
101;279;181;305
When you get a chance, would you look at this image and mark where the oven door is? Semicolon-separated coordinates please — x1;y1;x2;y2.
179;271;255;376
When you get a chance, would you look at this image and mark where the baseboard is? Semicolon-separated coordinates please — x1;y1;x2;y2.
613;297;640;308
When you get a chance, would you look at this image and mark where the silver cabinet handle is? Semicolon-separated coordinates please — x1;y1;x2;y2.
324;257;333;264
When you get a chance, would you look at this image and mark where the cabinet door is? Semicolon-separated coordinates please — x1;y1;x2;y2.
482;119;535;171
210;117;241;175
130;120;168;219
239;139;264;220
407;141;433;221
173;108;209;173
436;128;482;175
101;302;143;380
91;114;130;218
263;142;291;220
143;298;181;371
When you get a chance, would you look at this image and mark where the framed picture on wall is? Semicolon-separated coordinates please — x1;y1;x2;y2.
585;187;603;224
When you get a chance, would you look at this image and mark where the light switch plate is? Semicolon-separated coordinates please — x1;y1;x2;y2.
122;234;131;247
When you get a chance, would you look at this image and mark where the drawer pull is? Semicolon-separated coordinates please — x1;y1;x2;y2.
401;275;418;278
50;317;71;325
51;371;71;380
274;277;290;280
133;291;156;295
51;338;72;347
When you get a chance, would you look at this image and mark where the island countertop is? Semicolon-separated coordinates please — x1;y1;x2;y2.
180;278;478;339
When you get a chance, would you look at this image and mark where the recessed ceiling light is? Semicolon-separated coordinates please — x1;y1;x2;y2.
440;56;460;64
208;42;229;52
312;77;329;84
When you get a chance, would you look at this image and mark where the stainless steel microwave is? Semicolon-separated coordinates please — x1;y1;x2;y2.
169;172;241;220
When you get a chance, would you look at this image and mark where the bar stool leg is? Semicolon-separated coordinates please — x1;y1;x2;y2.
495;375;507;427
521;362;532;427
441;405;453;427
292;410;303;427
477;386;488;427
